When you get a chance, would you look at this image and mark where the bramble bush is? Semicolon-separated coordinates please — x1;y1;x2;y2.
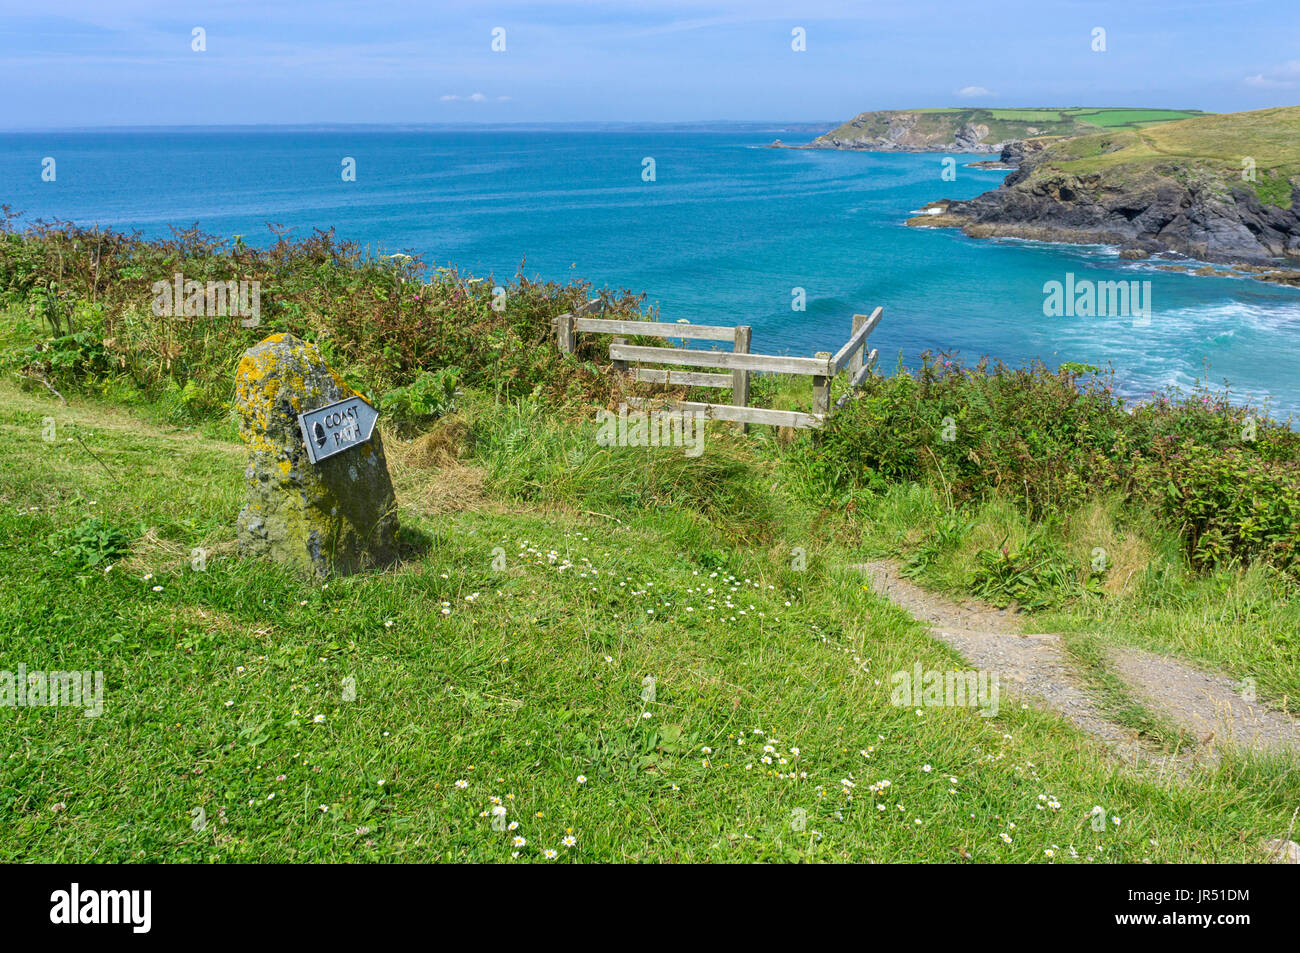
0;214;638;419
815;354;1300;578
813;355;1135;515
1138;440;1300;574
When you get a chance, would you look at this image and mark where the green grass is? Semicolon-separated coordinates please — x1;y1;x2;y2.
3;382;1299;863
1067;108;1206;129
1031;106;1300;209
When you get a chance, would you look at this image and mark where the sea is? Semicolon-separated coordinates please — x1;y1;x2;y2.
3;125;1298;420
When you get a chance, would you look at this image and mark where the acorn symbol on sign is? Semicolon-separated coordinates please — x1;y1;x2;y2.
313;422;327;448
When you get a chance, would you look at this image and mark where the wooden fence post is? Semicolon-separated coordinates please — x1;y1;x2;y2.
732;325;752;433
611;337;629;373
848;313;867;379
812;351;832;416
557;311;576;355
811;378;831;415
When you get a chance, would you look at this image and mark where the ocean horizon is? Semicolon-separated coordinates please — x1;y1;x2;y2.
5;125;1299;420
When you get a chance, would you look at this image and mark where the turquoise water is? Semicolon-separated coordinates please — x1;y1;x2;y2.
3;128;1299;418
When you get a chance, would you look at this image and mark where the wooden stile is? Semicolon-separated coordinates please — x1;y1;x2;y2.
832;307;883;374
561;302;882;430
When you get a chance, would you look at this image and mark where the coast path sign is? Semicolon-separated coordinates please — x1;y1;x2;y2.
297;396;380;464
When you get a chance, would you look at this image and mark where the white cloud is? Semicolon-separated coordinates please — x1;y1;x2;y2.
956;85;992;98
1244;60;1300;88
440;92;491;102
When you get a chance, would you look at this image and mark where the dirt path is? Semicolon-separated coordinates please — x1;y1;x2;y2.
1112;648;1300;754
854;560;1300;767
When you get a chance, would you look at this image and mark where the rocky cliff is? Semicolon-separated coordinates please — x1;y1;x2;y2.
811;110;1012;152
908;107;1300;275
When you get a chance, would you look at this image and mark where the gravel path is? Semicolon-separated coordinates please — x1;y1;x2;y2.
854;560;1300;767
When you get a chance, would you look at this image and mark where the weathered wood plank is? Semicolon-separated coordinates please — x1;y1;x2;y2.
609;343;833;376
634;368;733;388
625;397;823;430
835;348;880;409
576;317;736;341
831;307;883;373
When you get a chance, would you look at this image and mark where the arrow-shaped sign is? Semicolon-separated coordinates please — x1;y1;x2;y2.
297;396;379;465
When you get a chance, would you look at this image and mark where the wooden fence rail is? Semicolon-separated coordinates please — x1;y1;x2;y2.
554;300;881;429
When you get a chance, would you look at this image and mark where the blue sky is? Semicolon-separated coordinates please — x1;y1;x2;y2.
0;0;1297;127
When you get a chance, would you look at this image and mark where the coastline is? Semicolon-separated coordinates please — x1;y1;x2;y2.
906;199;1300;290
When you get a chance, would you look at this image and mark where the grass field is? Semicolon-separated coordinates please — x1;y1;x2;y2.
1060;108;1206;128
5;380;1299;863
1025;106;1300;210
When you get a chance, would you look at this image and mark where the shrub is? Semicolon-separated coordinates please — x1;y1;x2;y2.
380;366;462;433
815;354;1133;515
0;217;644;420
814;354;1300;579
46;517;133;570
1137;440;1300;573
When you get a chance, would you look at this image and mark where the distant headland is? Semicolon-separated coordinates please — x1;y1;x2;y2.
905;106;1300;286
783;107;1206;155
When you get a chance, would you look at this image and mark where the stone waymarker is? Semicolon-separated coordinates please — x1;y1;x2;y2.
234;333;398;577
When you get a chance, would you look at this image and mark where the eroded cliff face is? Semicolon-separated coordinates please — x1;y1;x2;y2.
935;155;1300;264
813;111;1005;153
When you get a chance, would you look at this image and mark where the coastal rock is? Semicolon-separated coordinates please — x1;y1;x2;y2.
951;122;993;152
234;332;398;577
941;167;1300;264
967;138;1048;170
916;108;1300;274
